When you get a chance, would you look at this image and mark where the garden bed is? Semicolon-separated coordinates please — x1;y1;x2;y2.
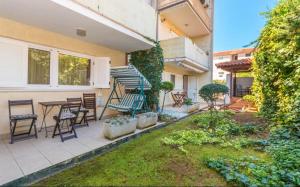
34;111;272;186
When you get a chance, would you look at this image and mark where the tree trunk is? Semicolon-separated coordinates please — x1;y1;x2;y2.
161;91;166;112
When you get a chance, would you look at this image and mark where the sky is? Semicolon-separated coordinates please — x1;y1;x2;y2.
214;0;278;52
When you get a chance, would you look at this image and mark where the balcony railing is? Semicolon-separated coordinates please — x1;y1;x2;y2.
158;0;211;31
73;0;156;40
160;37;209;69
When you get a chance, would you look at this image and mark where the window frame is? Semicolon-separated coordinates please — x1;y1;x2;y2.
56;50;93;88
0;37;96;91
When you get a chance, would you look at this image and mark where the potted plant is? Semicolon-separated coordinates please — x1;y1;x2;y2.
182;98;200;113
136;112;158;129
103;116;137;140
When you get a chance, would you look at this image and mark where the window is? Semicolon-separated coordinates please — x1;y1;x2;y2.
28;48;50;84
218;56;224;60
232;54;238;60
245;53;251;57
170;74;175;86
58;53;91;86
218;72;224;78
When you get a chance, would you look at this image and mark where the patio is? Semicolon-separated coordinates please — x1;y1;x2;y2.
0;119;165;185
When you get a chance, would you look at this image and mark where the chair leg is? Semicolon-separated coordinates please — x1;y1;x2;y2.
52;122;58;138
57;124;64;142
33;120;38;139
10;121;16;144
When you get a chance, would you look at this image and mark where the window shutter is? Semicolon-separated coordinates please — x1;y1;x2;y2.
0;38;27;87
93;57;110;88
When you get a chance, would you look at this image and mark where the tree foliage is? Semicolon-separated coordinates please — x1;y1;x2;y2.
160;81;174;111
160;81;174;92
252;0;300;124
130;41;164;110
199;83;229;106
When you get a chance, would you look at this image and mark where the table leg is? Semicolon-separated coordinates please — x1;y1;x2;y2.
39;105;55;137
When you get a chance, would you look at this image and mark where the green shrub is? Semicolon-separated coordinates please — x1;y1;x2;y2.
183;98;193;105
199;84;229;105
242;95;256;105
130;41;164;110
252;0;300;124
162;111;259;152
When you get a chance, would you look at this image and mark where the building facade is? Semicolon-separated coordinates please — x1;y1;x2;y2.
158;0;214;105
0;0;214;134
213;48;254;81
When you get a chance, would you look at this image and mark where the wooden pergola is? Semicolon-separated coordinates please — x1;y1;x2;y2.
216;58;252;97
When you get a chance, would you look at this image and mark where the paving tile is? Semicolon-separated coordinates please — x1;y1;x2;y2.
14;153;51;175
0;156;24;185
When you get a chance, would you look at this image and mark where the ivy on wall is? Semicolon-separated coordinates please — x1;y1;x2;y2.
129;41;164;110
252;0;300;124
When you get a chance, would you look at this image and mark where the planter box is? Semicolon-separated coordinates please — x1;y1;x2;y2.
103;117;137;140
182;103;200;113
137;112;158;129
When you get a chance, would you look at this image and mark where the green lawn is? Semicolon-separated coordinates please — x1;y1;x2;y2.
34;113;268;186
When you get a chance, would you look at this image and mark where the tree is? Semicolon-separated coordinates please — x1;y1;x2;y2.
160;81;174;112
252;0;300;125
199;83;229;130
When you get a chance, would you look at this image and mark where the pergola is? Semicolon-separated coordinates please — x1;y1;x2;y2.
216;58;252;97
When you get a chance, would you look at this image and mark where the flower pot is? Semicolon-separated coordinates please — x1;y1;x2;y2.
103;116;137;140
183;103;200;113
137;112;158;129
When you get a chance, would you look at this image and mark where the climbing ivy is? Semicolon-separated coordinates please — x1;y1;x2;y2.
129;41;164;110
252;0;300;124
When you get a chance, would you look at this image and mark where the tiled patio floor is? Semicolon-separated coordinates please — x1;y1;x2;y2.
0;120;164;185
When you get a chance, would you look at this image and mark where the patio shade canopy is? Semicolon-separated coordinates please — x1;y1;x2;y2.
215;58;252;73
110;64;152;90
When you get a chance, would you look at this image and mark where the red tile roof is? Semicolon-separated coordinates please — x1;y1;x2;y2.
215;58;252;73
214;48;255;57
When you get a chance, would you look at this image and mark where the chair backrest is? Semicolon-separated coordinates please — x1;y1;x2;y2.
8;100;34;117
120;94;144;110
83;93;96;109
67;98;82;106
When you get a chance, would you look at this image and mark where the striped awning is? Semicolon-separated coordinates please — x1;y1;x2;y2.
110;64;152;90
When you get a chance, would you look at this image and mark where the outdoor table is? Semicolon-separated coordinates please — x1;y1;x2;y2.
39;101;67;137
172;92;186;107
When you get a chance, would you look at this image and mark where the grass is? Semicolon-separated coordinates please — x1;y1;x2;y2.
34;112;269;186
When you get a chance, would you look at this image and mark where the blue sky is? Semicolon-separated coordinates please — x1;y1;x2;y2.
214;0;278;52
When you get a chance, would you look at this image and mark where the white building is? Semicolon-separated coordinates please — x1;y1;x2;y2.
213;48;254;81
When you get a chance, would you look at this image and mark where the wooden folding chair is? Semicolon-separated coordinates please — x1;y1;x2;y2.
52;103;80;142
67;98;89;127
83;93;97;121
8;100;38;144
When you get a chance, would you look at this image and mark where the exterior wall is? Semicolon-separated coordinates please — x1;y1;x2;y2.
73;0;157;40
0;17;126;134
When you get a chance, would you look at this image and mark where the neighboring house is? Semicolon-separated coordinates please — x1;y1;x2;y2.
213;48;255;97
0;0;213;134
213;48;254;81
158;0;214;105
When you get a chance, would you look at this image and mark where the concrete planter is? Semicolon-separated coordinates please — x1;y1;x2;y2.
137;112;158;129
182;103;200;113
103;116;137;140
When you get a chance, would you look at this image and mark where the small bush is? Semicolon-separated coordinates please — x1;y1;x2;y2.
183;98;193;105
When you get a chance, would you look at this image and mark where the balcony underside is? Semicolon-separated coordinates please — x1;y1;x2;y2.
165;57;209;74
0;0;154;52
159;1;211;37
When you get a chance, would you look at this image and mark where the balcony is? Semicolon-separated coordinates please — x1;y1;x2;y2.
73;0;157;40
0;0;155;52
160;37;209;73
159;0;211;37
